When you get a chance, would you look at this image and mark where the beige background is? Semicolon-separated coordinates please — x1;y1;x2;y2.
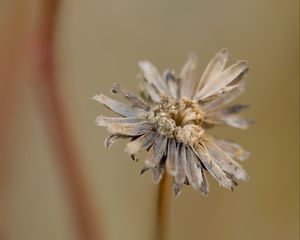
0;0;299;240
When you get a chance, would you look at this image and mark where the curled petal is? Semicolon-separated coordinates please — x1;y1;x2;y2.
140;166;150;175
104;134;129;149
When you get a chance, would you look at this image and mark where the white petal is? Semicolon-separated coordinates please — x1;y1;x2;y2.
138;78;161;103
202;80;246;110
138;61;170;95
196;60;248;100
194;48;228;96
93;94;148;117
180;53;198;98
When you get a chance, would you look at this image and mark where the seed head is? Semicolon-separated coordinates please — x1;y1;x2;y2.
93;49;252;196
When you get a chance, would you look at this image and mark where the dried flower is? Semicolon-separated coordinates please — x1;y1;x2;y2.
93;49;251;196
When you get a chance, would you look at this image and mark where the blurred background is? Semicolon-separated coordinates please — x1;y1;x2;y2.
0;0;298;240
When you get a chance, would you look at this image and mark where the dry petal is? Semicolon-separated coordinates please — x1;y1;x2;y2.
95;48;251;196
185;147;203;190
203;137;248;180
195;48;228;95
111;83;150;110
174;144;186;187
107;122;154;136
138;61;170;95
96;116;146;127
93;94;148;117
104;134;129;149
180;53;198;98
145;135;168;168
125;131;158;155
166;138;177;176
196;60;248;100
193;143;234;189
215;138;250;161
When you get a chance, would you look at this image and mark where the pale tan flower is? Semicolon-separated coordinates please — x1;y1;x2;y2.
93;49;251;196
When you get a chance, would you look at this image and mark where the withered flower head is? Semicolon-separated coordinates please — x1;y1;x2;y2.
93;49;251;196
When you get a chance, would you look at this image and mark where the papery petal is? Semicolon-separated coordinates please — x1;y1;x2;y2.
107;122;154;136
203;138;249;180
194;48;228;96
138;78;161;103
196;60;248;100
174;144;186;196
96;116;146;127
153;161;165;184
163;70;179;99
202;80;246;110
204;114;253;129
111;83;150;110
125;131;158;155
214;138;250;161
145;135;168;167
138;61;170;95
104;134;129;149
185;147;203;190
180;53;198;98
166;138;177;176
93;94;148;117
192;143;234;189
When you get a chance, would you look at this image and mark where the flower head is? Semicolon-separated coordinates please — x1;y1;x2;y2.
93;49;251;196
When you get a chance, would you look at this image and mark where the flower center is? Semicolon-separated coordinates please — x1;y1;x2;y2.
149;95;205;145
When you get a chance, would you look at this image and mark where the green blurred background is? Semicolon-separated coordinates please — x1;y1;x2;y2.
0;0;298;240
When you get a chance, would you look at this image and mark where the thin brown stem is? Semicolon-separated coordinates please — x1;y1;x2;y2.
156;173;171;240
30;0;104;239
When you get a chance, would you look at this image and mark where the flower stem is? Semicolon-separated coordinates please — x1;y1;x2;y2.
156;173;171;240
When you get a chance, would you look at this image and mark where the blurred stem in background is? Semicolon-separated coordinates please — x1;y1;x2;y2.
156;174;171;240
0;1;30;238
30;0;104;239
